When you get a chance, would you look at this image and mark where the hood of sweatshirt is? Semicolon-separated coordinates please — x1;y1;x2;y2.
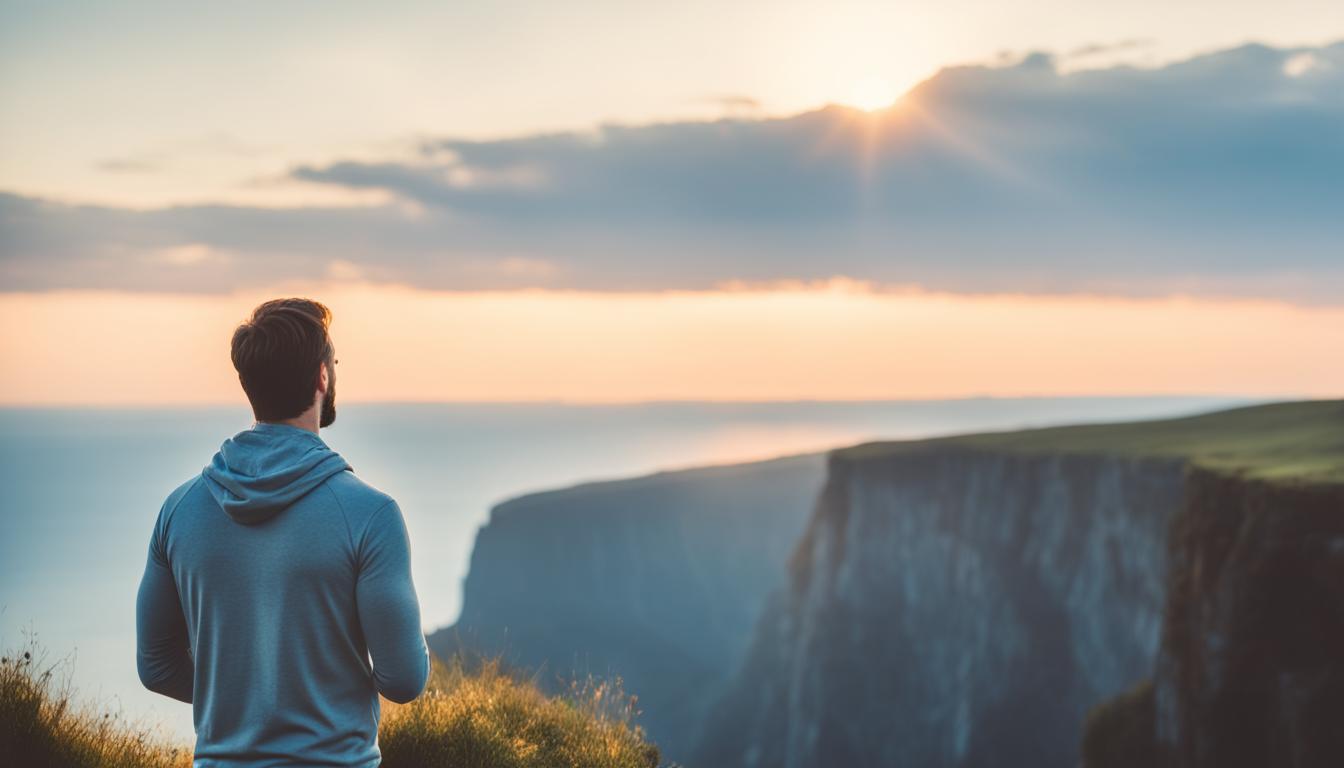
202;422;352;525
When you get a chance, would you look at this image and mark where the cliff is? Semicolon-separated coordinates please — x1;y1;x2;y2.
697;400;1344;768
1084;469;1344;768
426;453;826;763
696;449;1185;767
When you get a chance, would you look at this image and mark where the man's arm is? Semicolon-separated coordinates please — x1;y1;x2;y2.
356;500;430;704
135;519;194;703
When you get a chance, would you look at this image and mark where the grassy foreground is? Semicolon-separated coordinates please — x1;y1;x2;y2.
379;658;660;768
1;640;662;768
0;642;191;768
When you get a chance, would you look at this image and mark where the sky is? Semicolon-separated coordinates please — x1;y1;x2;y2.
1;1;1342;404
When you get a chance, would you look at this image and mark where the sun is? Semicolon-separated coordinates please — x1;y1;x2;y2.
847;76;899;112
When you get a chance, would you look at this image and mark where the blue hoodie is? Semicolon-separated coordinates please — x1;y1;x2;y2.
136;422;430;767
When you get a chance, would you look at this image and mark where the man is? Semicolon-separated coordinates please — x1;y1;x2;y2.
136;298;429;767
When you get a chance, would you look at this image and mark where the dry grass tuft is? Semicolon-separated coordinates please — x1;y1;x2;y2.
379;656;662;768
1;638;663;767
0;637;191;768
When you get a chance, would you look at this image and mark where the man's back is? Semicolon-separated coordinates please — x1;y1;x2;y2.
136;422;430;767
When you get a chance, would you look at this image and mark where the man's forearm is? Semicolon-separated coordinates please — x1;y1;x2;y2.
135;551;195;703
136;639;194;703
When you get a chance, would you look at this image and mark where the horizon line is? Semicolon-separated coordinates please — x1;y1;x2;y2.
0;392;1301;411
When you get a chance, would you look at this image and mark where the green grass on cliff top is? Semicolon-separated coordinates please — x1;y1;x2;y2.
838;399;1344;484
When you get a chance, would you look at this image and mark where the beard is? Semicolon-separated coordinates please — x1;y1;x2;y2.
319;367;337;428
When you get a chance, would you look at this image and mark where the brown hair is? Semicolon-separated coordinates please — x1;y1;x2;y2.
230;298;334;421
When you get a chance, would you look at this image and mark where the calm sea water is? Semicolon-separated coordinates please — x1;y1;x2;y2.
0;396;1250;738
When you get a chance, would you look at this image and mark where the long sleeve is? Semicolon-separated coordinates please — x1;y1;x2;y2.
355;500;430;703
135;519;194;703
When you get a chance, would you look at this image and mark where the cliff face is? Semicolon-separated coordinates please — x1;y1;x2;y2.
430;400;1341;768
426;453;826;763
1145;469;1344;767
696;447;1187;768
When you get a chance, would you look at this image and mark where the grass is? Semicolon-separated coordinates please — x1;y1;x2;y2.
0;638;191;768
380;658;660;768
837;399;1344;484
1;637;662;768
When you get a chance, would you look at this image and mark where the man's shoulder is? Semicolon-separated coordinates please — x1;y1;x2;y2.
322;469;398;518
152;476;210;541
162;475;207;516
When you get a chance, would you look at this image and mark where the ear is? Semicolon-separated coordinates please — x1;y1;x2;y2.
317;361;329;395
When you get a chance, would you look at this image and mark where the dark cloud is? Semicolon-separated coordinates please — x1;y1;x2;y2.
4;41;1343;302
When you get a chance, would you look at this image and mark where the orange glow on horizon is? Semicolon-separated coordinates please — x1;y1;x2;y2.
0;281;1339;406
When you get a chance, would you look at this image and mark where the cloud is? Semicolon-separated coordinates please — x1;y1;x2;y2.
695;94;764;114
3;41;1343;302
1064;38;1153;60
93;134;275;176
95;155;166;174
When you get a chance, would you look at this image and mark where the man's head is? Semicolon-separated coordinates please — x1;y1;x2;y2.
230;298;337;428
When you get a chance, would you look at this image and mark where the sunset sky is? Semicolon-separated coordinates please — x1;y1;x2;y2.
2;1;1341;404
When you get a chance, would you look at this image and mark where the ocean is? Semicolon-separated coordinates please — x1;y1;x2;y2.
0;396;1250;739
